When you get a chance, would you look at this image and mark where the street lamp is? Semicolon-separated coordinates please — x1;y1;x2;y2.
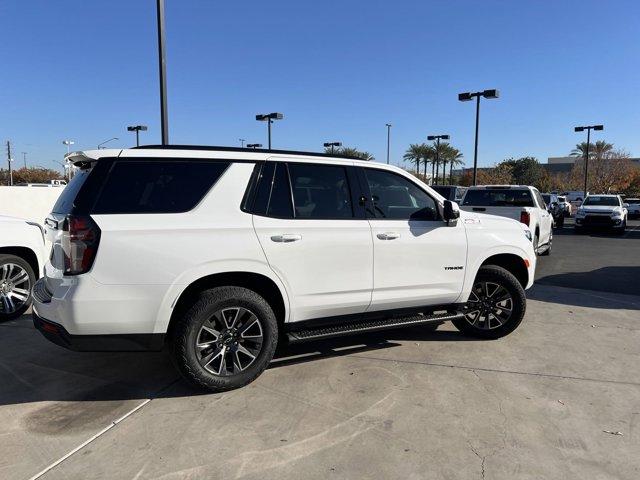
427;134;450;185
574;124;604;200
239;138;246;148
127;125;148;147
98;137;119;149
323;142;342;154
255;112;284;149
458;89;499;185
156;0;169;145
385;123;392;164
21;152;27;169
62;140;75;154
246;143;262;149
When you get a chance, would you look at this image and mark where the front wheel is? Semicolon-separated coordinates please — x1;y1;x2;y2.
171;286;278;392
452;266;526;339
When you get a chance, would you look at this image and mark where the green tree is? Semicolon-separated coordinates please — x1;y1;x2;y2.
501;156;545;187
403;143;427;176
325;146;374;161
444;146;464;184
571;141;613;160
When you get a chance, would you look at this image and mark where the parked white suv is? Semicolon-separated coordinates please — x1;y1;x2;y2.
460;185;553;256
575;194;628;234
0;215;45;321
32;147;536;392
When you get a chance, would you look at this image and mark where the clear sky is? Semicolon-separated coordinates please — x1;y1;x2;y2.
1;0;639;172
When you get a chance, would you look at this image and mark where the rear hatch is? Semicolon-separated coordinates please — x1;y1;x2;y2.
43;166;100;293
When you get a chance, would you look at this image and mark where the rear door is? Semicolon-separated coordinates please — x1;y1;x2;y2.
252;160;373;322
361;167;467;311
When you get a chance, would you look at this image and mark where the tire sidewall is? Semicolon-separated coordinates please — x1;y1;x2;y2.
453;266;526;339
172;287;278;392
0;254;36;322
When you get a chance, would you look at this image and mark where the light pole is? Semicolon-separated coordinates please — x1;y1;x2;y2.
427;135;450;185
247;143;262;149
127;125;148;147
98;137;119;149
323;142;342;155
62;139;75;154
21;152;27;169
458;89;499;186
239;138;246;148
385;123;392;164
156;0;169;145
5;141;13;186
255;112;284;149
574;124;604;200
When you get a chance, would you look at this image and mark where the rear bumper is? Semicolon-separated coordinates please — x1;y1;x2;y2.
33;311;165;352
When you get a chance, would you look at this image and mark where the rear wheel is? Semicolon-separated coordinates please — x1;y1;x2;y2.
452;266;526;339
171;286;278;392
0;254;35;322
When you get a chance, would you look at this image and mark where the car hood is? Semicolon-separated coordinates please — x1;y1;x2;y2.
580;205;619;213
0;214;27;224
459;209;529;231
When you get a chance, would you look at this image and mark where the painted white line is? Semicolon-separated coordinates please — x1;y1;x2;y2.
28;398;151;480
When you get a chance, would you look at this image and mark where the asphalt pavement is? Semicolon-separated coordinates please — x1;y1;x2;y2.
2;222;639;480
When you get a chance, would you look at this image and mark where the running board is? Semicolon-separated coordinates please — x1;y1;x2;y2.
286;311;464;344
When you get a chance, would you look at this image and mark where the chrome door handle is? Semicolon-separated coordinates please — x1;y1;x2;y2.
270;234;302;243
377;232;400;240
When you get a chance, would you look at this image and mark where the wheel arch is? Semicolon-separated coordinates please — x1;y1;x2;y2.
479;253;528;289
166;271;288;341
0;246;39;278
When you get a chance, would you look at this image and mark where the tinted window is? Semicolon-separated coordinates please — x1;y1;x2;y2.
582;196;620;206
266;163;294;218
365;169;438;220
288;163;353;219
92;160;229;214
462;189;534;207
52;169;90;214
431;185;456;201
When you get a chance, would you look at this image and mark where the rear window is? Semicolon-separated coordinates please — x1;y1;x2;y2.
91;160;229;214
462;189;534;207
52;169;91;214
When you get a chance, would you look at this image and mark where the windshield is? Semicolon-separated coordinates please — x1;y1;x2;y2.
462;189;534;207
582;196;620;207
625;199;640;205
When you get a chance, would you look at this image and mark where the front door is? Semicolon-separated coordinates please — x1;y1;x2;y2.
361;167;467;311
252;161;373;322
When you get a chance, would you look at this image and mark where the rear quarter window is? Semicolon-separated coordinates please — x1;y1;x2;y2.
91;160;230;214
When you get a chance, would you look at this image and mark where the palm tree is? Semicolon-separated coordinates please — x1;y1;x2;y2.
422;144;435;181
326;146;374;161
431;141;448;185
446;147;464;184
571;141;613;160
403;144;425;175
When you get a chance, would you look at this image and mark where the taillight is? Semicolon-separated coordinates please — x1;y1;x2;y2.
520;211;530;226
61;215;101;275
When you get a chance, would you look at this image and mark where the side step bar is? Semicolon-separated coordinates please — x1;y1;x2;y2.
286;311;464;344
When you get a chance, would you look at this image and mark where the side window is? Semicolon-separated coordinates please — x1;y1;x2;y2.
92;160;229;214
288;163;354;219
266;163;294;218
364;168;438;221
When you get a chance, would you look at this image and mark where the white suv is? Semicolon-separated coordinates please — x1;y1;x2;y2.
32;146;536;392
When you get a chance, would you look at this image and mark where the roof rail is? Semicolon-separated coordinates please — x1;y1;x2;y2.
132;144;363;161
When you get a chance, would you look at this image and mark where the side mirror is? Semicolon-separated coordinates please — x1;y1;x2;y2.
443;200;460;224
623;203;629;208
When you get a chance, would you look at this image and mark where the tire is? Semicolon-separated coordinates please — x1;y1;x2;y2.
556;216;564;228
452;266;526;340
574;225;584;234
614;220;626;235
170;286;278;392
0;254;36;322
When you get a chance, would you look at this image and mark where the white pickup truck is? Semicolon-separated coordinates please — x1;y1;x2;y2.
460;185;553;256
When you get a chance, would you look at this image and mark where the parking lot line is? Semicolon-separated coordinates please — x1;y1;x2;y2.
27;398;152;480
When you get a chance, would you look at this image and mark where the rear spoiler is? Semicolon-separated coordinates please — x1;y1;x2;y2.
63;150;120;168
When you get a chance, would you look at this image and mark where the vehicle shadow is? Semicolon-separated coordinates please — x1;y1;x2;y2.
553;224;640;239
0;318;474;407
529;278;640;310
